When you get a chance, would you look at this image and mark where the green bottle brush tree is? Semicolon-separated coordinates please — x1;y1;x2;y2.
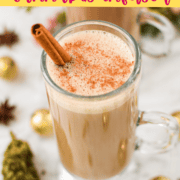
2;132;40;180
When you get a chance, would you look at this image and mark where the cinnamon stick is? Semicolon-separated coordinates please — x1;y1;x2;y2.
31;24;71;66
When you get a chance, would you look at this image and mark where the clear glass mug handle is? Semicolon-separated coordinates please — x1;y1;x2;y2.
136;111;179;154
137;8;176;58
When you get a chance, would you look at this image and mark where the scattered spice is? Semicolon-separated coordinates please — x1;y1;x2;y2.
0;28;19;47
0;99;16;125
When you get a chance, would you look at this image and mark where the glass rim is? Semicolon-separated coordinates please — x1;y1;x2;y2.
41;20;141;100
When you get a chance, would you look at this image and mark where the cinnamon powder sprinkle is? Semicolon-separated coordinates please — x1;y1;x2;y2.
68;85;77;93
48;31;135;95
60;69;69;76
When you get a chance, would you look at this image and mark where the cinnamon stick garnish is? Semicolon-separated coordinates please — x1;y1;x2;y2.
31;24;71;66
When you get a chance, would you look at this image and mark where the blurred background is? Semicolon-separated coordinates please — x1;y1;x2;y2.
0;6;180;180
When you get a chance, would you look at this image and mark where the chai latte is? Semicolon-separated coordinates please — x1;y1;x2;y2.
46;30;139;179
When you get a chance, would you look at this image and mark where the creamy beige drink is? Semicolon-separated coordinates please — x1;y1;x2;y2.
45;30;139;179
66;7;140;40
47;31;134;95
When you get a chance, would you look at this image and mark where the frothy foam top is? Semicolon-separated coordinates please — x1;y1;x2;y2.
47;30;134;96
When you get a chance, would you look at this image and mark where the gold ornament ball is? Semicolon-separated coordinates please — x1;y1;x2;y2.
150;176;170;180
171;111;180;124
171;111;180;140
0;56;18;80
31;109;53;136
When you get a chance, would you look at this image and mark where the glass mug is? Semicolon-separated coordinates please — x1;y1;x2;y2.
66;7;176;58
41;21;179;180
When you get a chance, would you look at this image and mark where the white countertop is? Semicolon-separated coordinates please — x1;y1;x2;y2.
0;6;180;180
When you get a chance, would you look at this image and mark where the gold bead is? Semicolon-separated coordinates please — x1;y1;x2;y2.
151;176;171;180
31;109;53;136
0;56;18;80
171;111;180;140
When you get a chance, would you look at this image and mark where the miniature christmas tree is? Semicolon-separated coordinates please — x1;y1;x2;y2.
2;132;40;180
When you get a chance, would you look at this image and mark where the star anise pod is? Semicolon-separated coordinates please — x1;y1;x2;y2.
0;28;19;47
0;99;16;125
